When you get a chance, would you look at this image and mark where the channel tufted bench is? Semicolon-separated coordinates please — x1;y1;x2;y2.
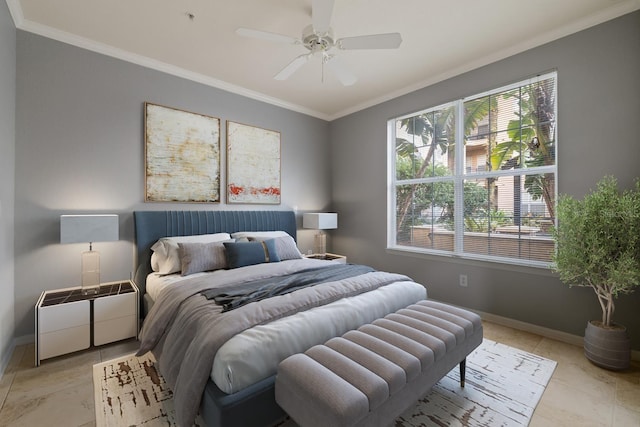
275;300;483;427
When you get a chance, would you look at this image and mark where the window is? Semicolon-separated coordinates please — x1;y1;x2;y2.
388;72;557;267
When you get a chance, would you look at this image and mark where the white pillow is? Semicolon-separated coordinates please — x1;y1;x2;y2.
231;230;290;240
247;234;303;260
150;233;232;275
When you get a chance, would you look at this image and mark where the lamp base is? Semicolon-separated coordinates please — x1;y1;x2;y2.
313;232;327;256
81;250;101;295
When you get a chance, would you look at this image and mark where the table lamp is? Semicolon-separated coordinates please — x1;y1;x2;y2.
303;212;338;255
60;214;119;294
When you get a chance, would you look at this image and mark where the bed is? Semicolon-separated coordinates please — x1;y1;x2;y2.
133;210;428;427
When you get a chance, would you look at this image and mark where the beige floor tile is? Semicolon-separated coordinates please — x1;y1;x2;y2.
98;338;139;362
612;404;640;427
1;345;26;411
16;344;35;371
535;338;620;395
0;380;94;427
0;371;14;411
482;320;544;352
533;336;586;364
3;345;26;375
532;378;615;426
8;348;100;402
616;364;640;412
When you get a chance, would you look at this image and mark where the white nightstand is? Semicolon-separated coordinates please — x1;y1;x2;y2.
304;253;347;264
35;280;138;366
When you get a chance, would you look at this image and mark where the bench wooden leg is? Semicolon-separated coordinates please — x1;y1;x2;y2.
459;359;466;388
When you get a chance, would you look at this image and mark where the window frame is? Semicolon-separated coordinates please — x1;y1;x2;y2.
387;72;558;269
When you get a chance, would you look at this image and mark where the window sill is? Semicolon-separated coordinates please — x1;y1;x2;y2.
385;246;556;277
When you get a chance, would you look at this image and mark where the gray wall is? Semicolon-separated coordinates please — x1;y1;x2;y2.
331;11;640;350
8;9;640;352
14;32;331;337
0;1;16;373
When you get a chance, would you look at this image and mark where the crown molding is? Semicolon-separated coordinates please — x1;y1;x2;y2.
7;0;330;121
328;0;640;120
8;0;639;123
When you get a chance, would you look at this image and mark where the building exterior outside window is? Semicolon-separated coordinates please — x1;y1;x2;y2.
388;72;557;267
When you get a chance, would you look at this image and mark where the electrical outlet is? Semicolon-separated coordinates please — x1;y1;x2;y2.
459;274;468;287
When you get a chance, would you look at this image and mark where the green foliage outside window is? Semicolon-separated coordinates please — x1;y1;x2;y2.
390;73;556;264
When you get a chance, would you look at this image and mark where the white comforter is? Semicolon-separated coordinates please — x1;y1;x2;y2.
146;259;427;394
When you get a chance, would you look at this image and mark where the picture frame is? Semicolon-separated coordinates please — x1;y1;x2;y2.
226;121;281;204
144;102;221;203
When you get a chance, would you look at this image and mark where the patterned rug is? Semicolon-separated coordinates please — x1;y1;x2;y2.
93;339;556;426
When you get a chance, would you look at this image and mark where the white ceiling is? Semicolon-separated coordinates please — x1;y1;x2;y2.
7;0;640;120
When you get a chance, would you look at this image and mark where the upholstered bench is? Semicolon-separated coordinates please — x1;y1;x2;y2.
275;300;483;427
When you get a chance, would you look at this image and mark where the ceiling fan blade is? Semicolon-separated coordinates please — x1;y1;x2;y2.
311;0;334;34
236;28;299;45
338;33;402;50
325;55;357;86
274;54;311;80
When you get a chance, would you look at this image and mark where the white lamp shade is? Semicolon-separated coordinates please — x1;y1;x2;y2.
303;213;338;230
60;214;119;244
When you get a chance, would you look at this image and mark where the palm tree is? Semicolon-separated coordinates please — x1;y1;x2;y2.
395;107;453;233
395;99;493;233
490;79;556;219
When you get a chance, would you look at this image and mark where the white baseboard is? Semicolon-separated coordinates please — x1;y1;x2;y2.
477;310;640;362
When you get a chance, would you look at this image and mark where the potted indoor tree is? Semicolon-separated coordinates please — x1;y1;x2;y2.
551;175;640;370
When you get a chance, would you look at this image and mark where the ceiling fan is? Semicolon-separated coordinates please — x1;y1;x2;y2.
236;0;402;86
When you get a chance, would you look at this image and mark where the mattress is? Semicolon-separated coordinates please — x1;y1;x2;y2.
212;279;426;393
145;259;427;394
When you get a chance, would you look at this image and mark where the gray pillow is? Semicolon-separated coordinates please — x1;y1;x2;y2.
178;241;230;276
248;235;303;260
151;233;232;274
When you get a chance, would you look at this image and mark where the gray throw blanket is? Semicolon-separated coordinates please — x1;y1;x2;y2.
203;264;375;311
136;263;410;427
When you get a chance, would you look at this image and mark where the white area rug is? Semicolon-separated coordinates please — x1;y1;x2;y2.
397;339;557;426
93;339;556;426
93;351;205;427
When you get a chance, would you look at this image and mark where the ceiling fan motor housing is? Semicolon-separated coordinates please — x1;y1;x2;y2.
302;24;334;52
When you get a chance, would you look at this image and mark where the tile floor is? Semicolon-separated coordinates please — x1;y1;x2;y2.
0;321;638;426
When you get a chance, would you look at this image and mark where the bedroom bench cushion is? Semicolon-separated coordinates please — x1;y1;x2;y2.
275;300;483;427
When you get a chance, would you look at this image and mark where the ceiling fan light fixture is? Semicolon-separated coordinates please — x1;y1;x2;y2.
302;25;334;53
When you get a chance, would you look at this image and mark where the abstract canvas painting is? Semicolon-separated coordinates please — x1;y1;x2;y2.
227;121;281;204
145;102;220;203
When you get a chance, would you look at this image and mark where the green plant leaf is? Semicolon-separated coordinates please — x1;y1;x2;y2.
551;176;640;326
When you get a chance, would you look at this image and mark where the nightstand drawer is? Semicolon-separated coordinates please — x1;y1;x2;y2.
35;281;138;366
94;315;137;346
39;325;90;359
39;300;90;333
94;292;135;321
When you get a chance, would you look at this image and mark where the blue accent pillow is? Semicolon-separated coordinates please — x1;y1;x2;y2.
223;239;281;268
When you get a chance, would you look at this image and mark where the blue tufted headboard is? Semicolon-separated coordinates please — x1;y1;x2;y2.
133;210;297;306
